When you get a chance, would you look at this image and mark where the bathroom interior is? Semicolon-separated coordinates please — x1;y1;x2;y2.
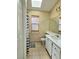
26;0;61;59
17;0;61;59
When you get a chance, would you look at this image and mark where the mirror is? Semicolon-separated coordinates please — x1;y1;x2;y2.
49;16;61;34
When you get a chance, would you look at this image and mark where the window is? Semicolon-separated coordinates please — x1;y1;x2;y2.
32;0;42;8
31;16;39;31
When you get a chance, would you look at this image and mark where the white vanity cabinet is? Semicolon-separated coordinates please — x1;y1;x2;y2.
52;43;61;59
45;32;61;59
45;37;52;56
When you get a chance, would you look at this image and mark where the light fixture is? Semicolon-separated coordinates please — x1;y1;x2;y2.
32;0;42;8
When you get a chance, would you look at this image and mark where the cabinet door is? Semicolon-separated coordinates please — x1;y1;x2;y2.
45;37;48;50
52;44;61;59
52;51;57;59
48;39;52;56
45;38;49;53
45;37;52;56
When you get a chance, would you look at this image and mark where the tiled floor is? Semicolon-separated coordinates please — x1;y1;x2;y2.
27;42;50;59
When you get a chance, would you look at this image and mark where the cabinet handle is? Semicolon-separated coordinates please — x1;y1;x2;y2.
54;53;56;56
52;43;53;45
55;47;56;49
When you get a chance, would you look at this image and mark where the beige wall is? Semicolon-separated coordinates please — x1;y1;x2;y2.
50;1;61;19
49;0;61;33
49;17;59;33
28;11;50;41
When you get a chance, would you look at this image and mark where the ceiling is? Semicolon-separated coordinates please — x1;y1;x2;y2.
27;0;59;12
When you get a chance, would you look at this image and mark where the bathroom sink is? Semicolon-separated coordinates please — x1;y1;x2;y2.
55;35;59;38
51;34;61;40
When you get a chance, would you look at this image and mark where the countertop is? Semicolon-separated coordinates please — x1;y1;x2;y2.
45;31;61;48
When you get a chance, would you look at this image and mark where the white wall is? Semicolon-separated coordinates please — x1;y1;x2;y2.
17;0;27;59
